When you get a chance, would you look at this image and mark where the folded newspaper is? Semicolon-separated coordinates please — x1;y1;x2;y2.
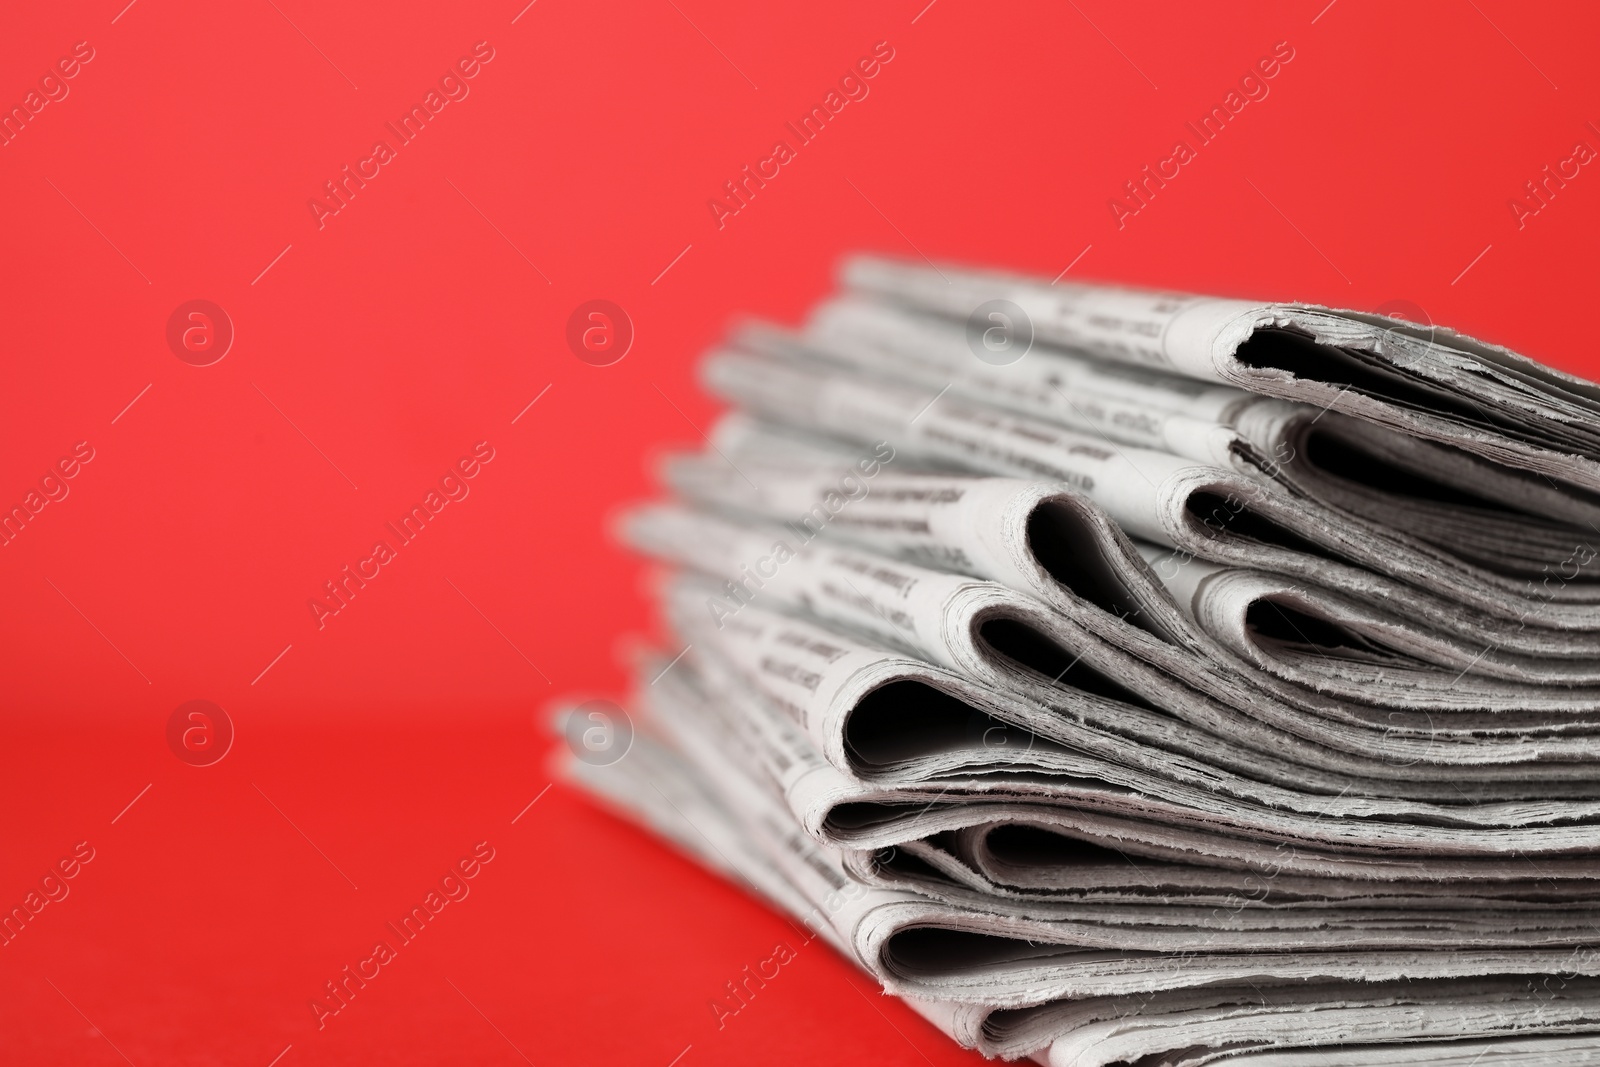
557;257;1600;1065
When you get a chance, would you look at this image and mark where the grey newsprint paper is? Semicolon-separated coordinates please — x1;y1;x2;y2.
560;258;1600;1064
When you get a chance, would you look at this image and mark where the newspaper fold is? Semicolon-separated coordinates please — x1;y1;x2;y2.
842;256;1600;503
644;575;1600;861
557;668;1600;1058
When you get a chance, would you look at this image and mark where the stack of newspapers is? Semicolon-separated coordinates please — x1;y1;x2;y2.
561;257;1600;1065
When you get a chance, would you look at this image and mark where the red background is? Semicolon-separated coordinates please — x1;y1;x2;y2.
3;0;1598;1062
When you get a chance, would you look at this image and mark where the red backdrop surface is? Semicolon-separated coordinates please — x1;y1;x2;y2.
2;0;1598;1062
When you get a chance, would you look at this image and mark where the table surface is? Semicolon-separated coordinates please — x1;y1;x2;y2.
3;0;1598;1062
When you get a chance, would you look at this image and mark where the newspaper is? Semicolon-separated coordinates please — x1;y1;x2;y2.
703;335;1600;637
634;498;1600;780
801;294;1600;568
933;987;1600;1065
585;660;1600;959
556;671;1600;1060
841;256;1600;502
638;571;1600;863
561;258;1600;1065
668;417;1600;712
